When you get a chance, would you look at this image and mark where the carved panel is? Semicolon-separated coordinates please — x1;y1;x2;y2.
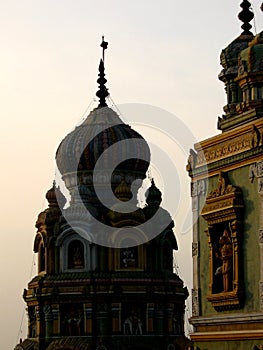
257;161;263;177
192;242;199;257
201;172;244;311
192;288;200;317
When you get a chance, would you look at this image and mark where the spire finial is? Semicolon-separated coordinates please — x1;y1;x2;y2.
96;37;109;108
238;0;254;35
100;35;108;62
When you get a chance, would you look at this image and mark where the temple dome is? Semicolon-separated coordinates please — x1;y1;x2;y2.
218;34;254;82
56;107;150;179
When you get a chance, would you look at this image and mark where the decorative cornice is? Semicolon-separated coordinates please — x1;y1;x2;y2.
188;119;263;178
190;312;263;325
190;330;263;341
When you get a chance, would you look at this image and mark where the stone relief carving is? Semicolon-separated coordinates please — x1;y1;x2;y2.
192;288;199;317
196;136;252;166
251;125;261;148
195;126;263;168
207;172;234;199
192;242;199;257
259;229;263;244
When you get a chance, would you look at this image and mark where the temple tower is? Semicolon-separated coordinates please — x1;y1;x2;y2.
187;2;263;349
15;40;188;350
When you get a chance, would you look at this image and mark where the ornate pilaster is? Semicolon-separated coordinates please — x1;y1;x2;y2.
84;303;93;335
164;303;174;334
192;288;200;317
51;304;60;336
191;180;201;317
96;303;109;336
35;305;44;339
43;305;53;339
111;303;121;334
155;304;164;335
257;161;263;311
146;303;154;334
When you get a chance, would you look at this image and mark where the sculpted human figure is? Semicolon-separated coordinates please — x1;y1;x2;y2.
219;229;233;292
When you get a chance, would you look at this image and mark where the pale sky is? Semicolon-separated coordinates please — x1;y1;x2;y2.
1;1;263;348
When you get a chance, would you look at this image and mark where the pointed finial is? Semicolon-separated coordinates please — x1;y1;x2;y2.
96;59;109;107
100;35;108;62
96;37;109;108
238;0;254;35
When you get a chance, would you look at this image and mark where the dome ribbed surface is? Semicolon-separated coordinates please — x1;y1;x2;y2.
56;107;150;177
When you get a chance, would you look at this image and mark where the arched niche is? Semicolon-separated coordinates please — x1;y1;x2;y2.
201;172;244;311
56;229;97;272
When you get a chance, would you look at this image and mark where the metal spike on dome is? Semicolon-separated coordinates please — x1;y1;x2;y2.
238;0;254;35
96;36;109;108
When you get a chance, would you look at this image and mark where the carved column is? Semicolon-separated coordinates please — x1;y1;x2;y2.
111;303;121;334
96;303;109;336
155;303;164;335
257;161;263;311
43;305;53;340
207;227;213;295
231;220;242;292
164;303;174;334
51;304;59;336
84;303;93;335
146;303;154;334
191;181;201;317
35;305;44;338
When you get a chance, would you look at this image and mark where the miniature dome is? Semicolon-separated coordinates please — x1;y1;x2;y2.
145;179;162;207
238;31;263;74
56;107;150;179
219;34;254;82
46;182;66;208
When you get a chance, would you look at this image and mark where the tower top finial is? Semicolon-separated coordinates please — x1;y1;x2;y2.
96;37;109;108
100;35;108;62
238;0;254;35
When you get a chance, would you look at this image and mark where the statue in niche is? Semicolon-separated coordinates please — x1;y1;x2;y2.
72;246;84;269
67;307;82;336
120;247;137;268
215;229;233;292
123;309;142;335
68;240;84;269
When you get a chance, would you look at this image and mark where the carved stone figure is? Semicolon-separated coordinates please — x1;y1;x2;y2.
218;230;233;292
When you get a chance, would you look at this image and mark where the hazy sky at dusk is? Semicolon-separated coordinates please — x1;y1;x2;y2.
1;1;263;348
